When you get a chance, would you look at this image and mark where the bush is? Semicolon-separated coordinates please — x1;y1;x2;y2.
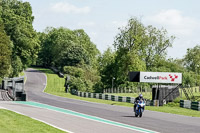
63;65;101;93
68;76;86;91
63;66;84;78
68;76;94;92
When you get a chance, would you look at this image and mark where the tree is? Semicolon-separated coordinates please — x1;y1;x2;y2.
74;29;99;68
98;48;116;89
144;26;175;70
58;44;89;67
1;0;40;74
38;27;99;69
110;17;175;87
184;45;200;73
113;18;147;85
0;22;12;79
38;27;87;67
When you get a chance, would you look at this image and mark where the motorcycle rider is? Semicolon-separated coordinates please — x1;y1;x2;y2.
134;94;145;112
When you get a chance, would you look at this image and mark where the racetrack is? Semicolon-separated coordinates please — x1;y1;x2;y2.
1;68;200;133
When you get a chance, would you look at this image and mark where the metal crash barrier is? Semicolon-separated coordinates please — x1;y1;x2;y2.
2;76;26;101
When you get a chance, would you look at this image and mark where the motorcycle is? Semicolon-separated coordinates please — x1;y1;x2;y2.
134;100;145;117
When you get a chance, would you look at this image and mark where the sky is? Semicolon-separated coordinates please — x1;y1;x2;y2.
22;0;200;59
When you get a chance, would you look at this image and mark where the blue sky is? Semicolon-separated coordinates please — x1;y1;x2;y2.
22;0;200;59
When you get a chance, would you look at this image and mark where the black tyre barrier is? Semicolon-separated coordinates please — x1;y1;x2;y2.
105;94;108;100
99;94;102;99
191;102;199;111
180;100;200;111
93;93;96;98
75;91;161;107
111;95;115;101
126;97;131;103
118;96;122;102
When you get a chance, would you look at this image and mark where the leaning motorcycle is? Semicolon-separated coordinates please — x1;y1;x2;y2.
134;100;145;117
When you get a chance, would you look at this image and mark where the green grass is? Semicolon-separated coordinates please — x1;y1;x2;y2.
0;109;66;133
31;67;66;94
33;67;200;117
19;71;27;83
19;71;25;76
146;105;200;117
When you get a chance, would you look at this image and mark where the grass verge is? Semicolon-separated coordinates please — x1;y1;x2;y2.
0;109;66;133
34;67;200;117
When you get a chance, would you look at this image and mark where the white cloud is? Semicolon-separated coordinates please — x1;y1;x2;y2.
144;9;200;59
51;2;90;14
145;9;200;36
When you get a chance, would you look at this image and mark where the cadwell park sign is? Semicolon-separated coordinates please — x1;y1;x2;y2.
129;72;182;84
140;72;182;84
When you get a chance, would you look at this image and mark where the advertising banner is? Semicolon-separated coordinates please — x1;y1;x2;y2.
140;72;182;84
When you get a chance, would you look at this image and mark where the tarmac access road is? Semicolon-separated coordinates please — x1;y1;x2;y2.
1;68;200;133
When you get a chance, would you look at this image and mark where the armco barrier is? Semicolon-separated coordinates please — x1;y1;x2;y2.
73;91;156;106
180;100;200;111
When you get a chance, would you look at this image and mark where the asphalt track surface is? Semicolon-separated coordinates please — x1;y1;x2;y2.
1;68;200;133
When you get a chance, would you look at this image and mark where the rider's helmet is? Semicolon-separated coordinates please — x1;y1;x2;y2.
139;94;143;99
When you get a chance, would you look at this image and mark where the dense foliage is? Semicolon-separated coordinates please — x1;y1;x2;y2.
0;0;40;78
38;27;100;92
0;21;12;81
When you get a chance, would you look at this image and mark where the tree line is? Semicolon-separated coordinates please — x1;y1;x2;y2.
0;0;200;92
0;0;39;82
